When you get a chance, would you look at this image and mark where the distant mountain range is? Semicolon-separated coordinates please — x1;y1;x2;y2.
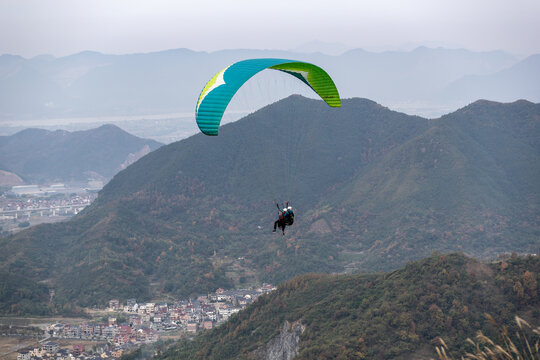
440;54;540;104
291;40;351;55
0;95;538;314
0;124;162;185
0;47;537;123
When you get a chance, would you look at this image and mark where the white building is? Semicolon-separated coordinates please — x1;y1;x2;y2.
17;351;31;360
43;342;59;354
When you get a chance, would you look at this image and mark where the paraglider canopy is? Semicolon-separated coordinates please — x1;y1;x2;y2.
195;58;341;136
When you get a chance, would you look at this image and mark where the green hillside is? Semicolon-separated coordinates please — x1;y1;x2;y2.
0;124;162;183
159;253;540;360
319;100;540;271
0;96;538;313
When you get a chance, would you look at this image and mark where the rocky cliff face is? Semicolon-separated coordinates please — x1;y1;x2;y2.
119;144;152;170
252;320;306;360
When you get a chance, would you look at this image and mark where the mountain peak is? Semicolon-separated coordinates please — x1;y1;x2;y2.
94;123;124;132
464;98;536;110
0;125;162;184
13;128;50;137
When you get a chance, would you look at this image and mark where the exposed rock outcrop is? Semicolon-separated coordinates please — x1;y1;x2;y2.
309;218;331;235
119;144;152;170
251;320;306;360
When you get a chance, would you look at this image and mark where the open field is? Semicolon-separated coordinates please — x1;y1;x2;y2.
0;317;90;330
0;336;107;360
0;315;95;359
0;336;39;360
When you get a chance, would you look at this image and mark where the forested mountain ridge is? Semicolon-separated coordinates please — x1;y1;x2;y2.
0;124;162;183
317;99;540;270
158;253;540;360
0;96;538;314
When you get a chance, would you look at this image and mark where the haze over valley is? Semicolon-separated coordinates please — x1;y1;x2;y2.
1;47;539;144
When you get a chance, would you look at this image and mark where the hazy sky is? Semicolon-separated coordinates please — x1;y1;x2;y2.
1;0;539;58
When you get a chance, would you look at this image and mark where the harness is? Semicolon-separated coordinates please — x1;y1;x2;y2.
282;209;294;225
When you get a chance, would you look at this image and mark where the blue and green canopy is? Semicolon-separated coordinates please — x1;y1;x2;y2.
195;58;341;136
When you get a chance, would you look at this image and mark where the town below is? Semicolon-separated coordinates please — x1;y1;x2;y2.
2;284;276;360
0;182;101;235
